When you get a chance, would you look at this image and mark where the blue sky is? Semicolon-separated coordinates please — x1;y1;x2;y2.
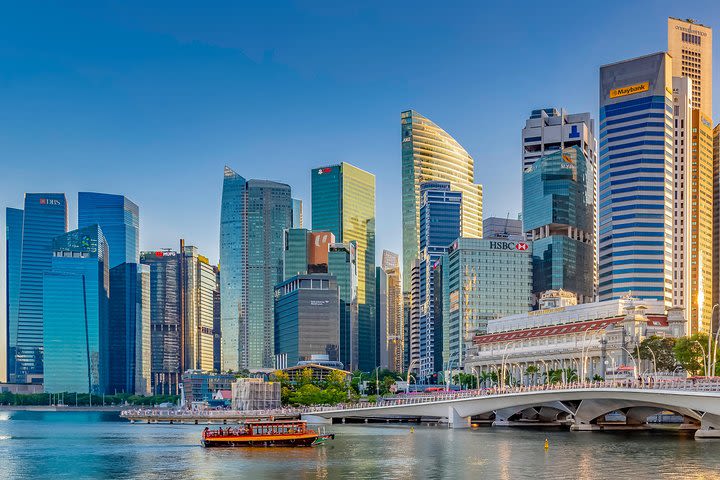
1;2;719;351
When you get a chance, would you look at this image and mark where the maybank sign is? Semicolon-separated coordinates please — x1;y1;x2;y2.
610;82;649;99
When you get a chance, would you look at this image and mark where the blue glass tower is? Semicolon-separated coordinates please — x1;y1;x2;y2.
16;193;67;382
417;182;461;378
5;207;23;382
78;192;139;268
43;225;109;394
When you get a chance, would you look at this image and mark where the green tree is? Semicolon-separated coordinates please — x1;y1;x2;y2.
298;368;315;387
525;365;540;385
326;369;348;389
272;370;290;387
638;336;677;372
674;334;711;375
289;384;323;405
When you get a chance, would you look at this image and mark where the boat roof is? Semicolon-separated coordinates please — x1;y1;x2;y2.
243;420;307;425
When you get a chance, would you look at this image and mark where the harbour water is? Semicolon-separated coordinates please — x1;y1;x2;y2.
1;411;719;479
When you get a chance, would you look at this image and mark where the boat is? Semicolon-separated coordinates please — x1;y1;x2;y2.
201;420;335;448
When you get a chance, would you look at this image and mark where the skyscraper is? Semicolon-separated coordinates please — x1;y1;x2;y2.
15;193;67;382
219;167;292;371
483;216;524;240
328;242;358;370
381;250;403;373
714;123;720;332
5;207;23;383
375;266;388;369
668;18;712;116
182;243;218;372
417;181;462;378
523;146;596;304
78;192;140;268
401;110;483;292
598;53;674;306
312;162;375;371
43;225;109;394
292;198;304;229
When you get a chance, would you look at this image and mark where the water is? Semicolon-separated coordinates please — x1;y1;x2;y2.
1;411;719;479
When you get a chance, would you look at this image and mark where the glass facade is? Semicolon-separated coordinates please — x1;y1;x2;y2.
78;192;140;268
312;163;376;371
417;182;461;377
291;198;303;229
219;167;292;371
5;207;23;382
43;225;109;394
599;52;674;306
443;239;532;365
182;245;218;372
401;110;483;292
16;193;67;382
328;243;358;370
274;274;340;367
523;146;596;302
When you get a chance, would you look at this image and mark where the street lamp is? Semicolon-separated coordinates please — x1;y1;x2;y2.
692;340;708;376
406;359;420;393
619;347;639;379
708;304;719;375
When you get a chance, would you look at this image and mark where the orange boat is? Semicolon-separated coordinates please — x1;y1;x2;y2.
201;420;334;448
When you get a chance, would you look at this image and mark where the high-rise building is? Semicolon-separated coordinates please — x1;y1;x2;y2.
220;167;293;371
401;110;483;292
523;146;596;304
5;207;23;382
292;198;304;229
598;53;674;306
382;250;403;373
714;124;720;332
15;193;67;383
483;216;524;240
108;262;151;395
408;260;421;374
43;225;109;394
312;162;376;371
283;229;335;280
182;243;218;372
78;192;140;268
668;18;712;116
274;274;340;367
328;242;358;370
442;238;532;366
140;249;182;394
375;266;388;369
521;109;597;172
416;181;462;377
213;266;221;373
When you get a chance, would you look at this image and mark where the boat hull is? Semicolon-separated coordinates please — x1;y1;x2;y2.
202;434;319;448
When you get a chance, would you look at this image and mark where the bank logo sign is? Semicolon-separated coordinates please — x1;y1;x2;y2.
610;82;649;99
489;241;529;251
39;198;61;206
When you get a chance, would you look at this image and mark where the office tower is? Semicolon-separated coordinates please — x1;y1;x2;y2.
182;243;218;372
283;229;335;281
15;193;67;383
523;146;596;304
443;238;532;366
401;110;483;292
5;208;23;382
108;262;151;395
403;292;411;371
408;260;421;375
220;167;293;371
43;225;109;394
328;242;358;370
78;192;140;268
521;109;598;172
213;266;221;373
312;162;376;371
140;249;182;394
274;274;340;367
714;124;720;332
416;181;461;378
483;216;524;239
432;257;445;375
382;250;403;373
668;18;712;116
599;53;674;306
292;198;304;229
375;266;388;369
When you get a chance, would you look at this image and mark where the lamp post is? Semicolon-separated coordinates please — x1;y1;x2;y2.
692;340;708;376
446;356;459;391
619;347;639;379
708;304;719;375
406;359;420;394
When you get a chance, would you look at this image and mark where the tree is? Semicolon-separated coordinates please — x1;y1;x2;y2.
326;370;348;389
289;384;323;406
298;368;315;387
525;365;540;385
638;336;677;372
272;370;290;387
674;334;711;375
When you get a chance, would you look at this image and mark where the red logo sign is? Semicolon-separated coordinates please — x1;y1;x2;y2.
155;251;163;257
39;198;47;205
515;243;528;251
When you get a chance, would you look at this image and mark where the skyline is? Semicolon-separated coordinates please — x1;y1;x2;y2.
4;2;720;379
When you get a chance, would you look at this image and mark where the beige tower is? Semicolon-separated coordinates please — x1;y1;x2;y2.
668;18;712;116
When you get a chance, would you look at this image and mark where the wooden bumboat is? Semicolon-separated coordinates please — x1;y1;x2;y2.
201;420;334;448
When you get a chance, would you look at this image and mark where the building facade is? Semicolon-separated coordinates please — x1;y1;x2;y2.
382;250;403;373
668;18;712;116
401;110;483;292
523;146;596;304
219;167;293;371
5;208;23;383
274;274;340;367
14;193;68;383
442;238;532;367
292;198;303;229
312;162;375;371
375;266;388;369
483;216;524;240
182;243;218;372
43;225;109;394
598;52;674;306
78;192;140;268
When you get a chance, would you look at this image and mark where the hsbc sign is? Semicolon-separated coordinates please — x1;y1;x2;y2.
489;241;529;251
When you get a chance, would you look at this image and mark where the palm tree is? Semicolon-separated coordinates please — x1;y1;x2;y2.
525;365;540;386
479;371;493;388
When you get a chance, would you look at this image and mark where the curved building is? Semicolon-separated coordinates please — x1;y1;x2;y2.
401;110;483;289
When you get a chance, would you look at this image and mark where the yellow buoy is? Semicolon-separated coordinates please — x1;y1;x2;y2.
544;438;549;450
410;427;415;434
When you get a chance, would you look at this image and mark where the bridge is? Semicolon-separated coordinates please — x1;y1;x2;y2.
301;380;720;439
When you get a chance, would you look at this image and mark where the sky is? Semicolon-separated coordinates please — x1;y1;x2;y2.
2;1;720;378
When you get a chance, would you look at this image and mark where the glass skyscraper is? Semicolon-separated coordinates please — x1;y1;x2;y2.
599;52;674;306
5;208;23;382
220;167;292;371
417;182;461;377
312;162;376;371
15;193;67;382
43;225;109;394
401;110;483;292
523;146;596;303
78;192;139;268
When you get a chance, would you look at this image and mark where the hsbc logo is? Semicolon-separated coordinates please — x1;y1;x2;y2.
39;198;61;206
489;241;529;251
516;242;528;251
